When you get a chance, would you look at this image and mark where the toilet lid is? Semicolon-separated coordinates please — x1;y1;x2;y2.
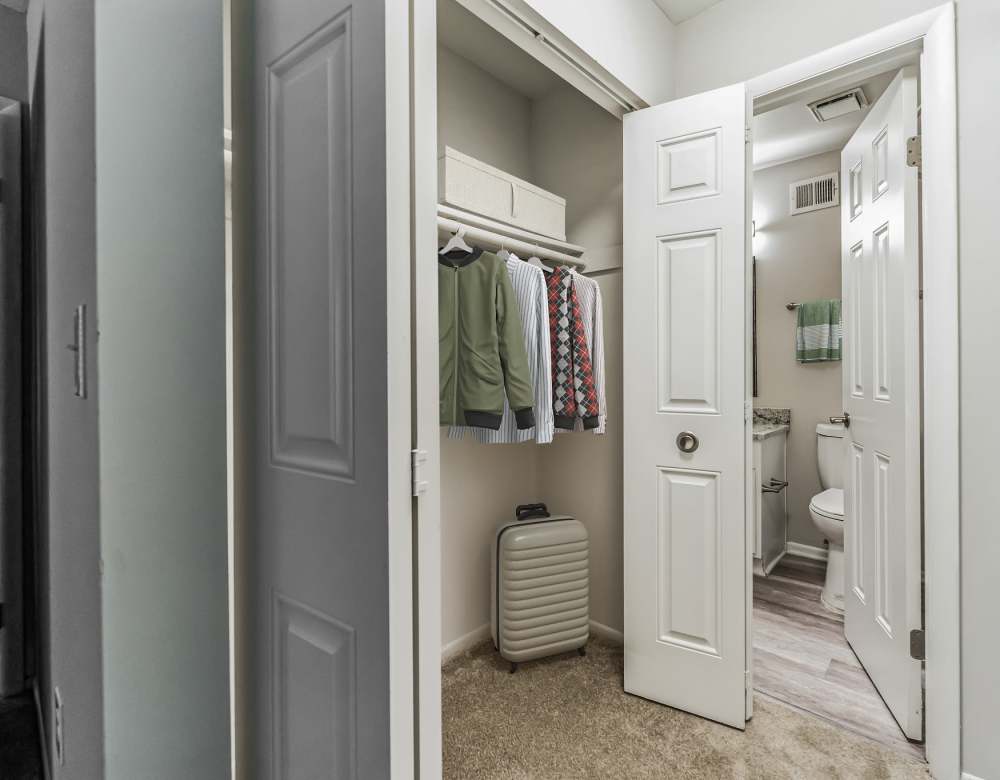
810;488;844;519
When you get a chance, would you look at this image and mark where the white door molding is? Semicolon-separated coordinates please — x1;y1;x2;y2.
748;5;960;777
386;0;417;773
408;4;961;779
412;0;444;776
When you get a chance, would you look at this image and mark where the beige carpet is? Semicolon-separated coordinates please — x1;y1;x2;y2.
443;638;930;779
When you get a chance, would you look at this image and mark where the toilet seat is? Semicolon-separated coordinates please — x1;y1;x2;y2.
810;487;844;520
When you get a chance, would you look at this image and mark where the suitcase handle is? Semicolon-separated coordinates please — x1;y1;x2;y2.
515;503;549;521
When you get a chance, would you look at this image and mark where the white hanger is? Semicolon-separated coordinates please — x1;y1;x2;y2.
522;242;551;273
527;253;553;274
439;225;474;255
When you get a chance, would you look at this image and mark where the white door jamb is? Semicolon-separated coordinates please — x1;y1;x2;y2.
746;5;960;777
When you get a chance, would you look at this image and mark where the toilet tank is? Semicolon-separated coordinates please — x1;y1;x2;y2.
816;422;846;489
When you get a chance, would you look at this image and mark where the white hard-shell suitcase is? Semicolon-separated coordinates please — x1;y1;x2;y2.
491;503;589;672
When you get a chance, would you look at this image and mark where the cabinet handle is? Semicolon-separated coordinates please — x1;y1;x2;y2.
66;304;87;399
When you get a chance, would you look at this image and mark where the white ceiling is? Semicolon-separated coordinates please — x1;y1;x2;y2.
651;0;722;24
0;0;28;11
753;71;897;170
437;0;564;99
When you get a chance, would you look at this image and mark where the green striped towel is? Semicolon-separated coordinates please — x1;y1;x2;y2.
796;299;842;362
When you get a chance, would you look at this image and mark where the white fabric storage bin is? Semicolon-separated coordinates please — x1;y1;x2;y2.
439;146;567;241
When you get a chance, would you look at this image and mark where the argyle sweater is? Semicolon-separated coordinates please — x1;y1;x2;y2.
546;266;600;430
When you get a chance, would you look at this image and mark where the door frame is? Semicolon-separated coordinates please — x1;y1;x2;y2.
408;3;960;780
745;5;960;778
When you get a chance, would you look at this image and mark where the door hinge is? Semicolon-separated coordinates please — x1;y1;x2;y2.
744;400;753;424
410;449;428;497
745;127;751;144
909;628;926;661
906;135;922;169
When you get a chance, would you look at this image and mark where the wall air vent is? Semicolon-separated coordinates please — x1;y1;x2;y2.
807;87;869;122
789;172;840;216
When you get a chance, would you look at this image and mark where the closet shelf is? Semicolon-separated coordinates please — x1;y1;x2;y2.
437;204;587;270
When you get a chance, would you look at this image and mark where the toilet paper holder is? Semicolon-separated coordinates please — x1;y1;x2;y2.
761;478;789;494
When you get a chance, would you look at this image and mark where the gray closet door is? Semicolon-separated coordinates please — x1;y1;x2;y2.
250;0;390;777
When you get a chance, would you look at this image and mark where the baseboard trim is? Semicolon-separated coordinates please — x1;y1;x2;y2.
786;541;828;562
441;624;490;665
33;678;51;780
589;619;623;645
442;619;625;665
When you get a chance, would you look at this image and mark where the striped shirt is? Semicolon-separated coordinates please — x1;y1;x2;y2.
449;255;554;444
557;270;607;435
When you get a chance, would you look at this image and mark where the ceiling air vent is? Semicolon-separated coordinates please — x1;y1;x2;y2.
807;87;869;122
789;172;840;216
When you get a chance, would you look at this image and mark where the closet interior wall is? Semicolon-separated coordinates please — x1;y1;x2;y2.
437;18;624;653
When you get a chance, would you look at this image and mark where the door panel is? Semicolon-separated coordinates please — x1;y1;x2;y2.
251;0;391;776
841;66;922;740
623;83;748;729
0;99;24;698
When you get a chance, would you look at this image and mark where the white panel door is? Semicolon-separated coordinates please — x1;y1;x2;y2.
623;84;748;729
249;0;394;777
841;67;922;740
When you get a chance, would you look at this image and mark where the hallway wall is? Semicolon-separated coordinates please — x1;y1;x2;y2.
95;2;229;777
674;2;1000;776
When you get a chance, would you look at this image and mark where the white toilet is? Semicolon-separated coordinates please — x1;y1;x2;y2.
810;422;846;613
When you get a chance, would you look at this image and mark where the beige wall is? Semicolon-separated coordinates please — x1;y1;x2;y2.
538;271;623;633
531;85;624;633
753;152;843;548
438;46;545;649
438;49;626;645
440;437;543;648
437;45;533;179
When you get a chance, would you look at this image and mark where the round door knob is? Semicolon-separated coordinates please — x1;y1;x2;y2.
676;431;699;453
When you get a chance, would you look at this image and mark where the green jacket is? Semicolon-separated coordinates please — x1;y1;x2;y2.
439;249;535;429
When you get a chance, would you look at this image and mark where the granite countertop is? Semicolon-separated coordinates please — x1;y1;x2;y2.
752;407;790;440
752;422;789;441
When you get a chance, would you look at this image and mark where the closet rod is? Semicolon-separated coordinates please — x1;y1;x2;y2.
437;207;587;270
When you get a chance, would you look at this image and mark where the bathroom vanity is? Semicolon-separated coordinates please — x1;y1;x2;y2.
752;420;789;576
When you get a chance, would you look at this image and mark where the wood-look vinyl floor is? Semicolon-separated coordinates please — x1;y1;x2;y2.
753;555;924;760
